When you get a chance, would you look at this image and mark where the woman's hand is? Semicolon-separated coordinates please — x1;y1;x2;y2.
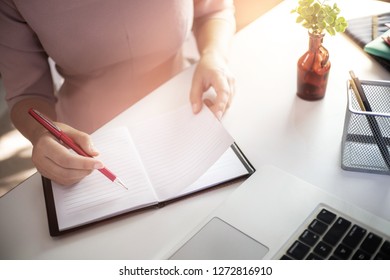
190;52;235;120
31;123;104;186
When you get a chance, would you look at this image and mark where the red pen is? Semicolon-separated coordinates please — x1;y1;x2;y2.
28;108;127;190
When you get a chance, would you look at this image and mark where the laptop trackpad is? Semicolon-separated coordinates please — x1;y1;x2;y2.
169;217;269;259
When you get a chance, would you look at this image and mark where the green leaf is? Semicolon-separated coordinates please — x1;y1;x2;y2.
336;16;346;23
313;2;321;13
308;6;315;15
305;15;313;22
326;26;336;36
293;0;347;35
318;21;326;29
302;7;310;16
296;16;304;23
325;16;334;24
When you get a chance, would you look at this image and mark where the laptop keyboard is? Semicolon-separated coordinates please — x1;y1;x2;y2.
281;207;390;260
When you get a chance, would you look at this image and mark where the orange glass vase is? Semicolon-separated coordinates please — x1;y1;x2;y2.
297;32;331;101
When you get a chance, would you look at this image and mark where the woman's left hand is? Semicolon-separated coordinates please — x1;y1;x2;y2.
190;52;235;120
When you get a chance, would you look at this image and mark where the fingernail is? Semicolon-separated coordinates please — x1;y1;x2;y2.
192;103;200;113
89;143;99;153
94;162;104;169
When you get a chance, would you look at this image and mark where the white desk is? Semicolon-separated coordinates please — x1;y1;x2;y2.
1;0;389;259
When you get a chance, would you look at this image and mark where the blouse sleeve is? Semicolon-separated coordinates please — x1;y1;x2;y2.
193;0;236;32
0;0;56;111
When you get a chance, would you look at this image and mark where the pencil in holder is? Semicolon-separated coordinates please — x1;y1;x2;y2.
341;79;390;174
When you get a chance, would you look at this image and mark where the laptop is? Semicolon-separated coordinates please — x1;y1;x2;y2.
167;165;390;260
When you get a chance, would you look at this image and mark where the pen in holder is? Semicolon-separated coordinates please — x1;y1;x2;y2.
341;79;390;174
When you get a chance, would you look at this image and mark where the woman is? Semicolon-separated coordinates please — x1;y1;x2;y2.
0;0;236;185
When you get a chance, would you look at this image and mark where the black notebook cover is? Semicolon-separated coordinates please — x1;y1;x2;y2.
344;12;390;72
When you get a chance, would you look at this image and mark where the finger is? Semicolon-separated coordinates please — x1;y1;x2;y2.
215;70;236;116
50;143;104;171
204;98;214;109
38;157;94;186
189;72;206;114
226;75;236;110
36;134;103;170
32;137;98;185
212;75;231;119
60;124;100;156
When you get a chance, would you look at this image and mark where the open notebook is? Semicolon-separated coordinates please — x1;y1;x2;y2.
42;105;254;236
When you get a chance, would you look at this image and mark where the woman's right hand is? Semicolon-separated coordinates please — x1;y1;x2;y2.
31;123;104;186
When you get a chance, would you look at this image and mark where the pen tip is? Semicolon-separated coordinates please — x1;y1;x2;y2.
114;178;128;190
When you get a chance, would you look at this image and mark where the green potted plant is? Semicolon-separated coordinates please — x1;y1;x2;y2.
291;0;348;100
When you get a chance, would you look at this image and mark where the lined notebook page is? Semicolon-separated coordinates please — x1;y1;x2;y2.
177;147;250;196
51;104;234;230
129;104;234;201
52;127;157;230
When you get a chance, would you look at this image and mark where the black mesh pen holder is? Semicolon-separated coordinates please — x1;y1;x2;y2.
341;79;390;174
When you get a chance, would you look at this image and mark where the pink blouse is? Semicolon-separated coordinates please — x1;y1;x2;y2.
0;0;234;133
